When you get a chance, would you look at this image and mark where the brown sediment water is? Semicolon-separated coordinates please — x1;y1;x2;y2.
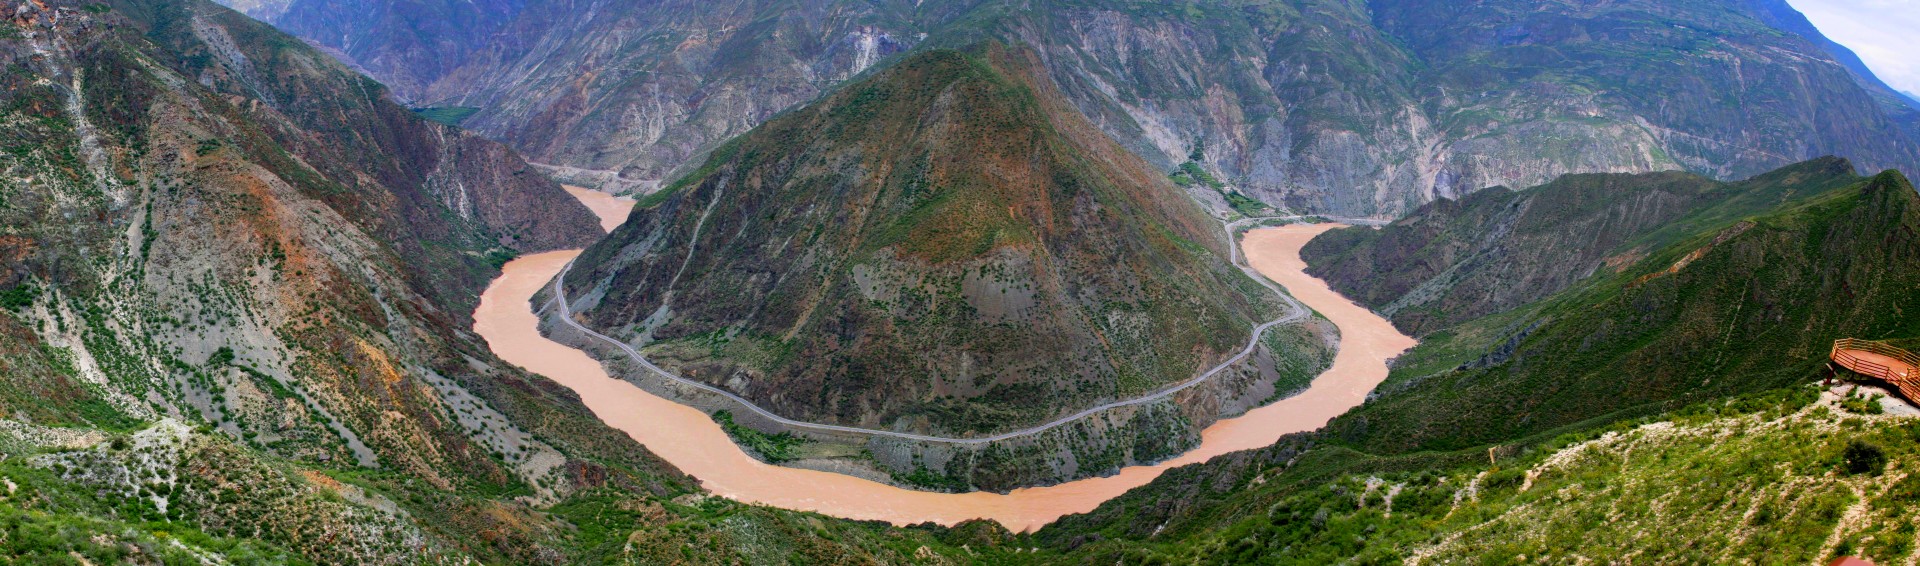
473;203;1415;531
562;185;635;233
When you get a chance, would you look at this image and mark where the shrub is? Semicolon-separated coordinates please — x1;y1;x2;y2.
0;282;37;309
208;347;235;367
1842;440;1886;476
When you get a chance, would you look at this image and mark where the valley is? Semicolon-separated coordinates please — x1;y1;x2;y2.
6;0;1920;561
476;194;1412;530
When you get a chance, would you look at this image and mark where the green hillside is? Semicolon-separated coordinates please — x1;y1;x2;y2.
1021;163;1920;563
564;45;1287;438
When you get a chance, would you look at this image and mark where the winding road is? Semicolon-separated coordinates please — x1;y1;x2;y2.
474;192;1414;529
544;213;1387;444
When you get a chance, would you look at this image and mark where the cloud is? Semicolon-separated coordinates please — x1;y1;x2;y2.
1787;0;1920;95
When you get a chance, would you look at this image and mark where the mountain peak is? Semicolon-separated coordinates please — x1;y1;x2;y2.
559;42;1284;453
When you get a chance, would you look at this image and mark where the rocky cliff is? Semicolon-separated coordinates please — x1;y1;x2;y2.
0;0;689;560
233;0;1920;217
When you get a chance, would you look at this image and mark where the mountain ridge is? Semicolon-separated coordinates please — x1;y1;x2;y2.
226;0;1920;217
561;44;1287;436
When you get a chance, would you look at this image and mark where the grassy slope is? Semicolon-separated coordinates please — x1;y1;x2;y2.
1038;384;1920;564
1302;157;1863;335
1339;169;1920;454
1019;165;1920;562
568;45;1282;435
0;417;1010;564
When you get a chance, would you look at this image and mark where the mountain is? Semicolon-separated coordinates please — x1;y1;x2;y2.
1;1;1063;563
1023;162;1920;562
10;0;1920;561
1301;157;1861;336
1739;0;1920;117
0;0;711;560
228;0;1920;217
250;0;921;194
558;45;1286;440
1327;164;1920;453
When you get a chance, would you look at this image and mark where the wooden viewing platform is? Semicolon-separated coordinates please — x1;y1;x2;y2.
1832;338;1920;400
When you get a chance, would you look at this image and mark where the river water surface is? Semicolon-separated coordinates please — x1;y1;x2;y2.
473;191;1416;531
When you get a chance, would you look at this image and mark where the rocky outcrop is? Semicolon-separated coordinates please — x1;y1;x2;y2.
246;0;917;194
0;0;683;559
234;0;1920;217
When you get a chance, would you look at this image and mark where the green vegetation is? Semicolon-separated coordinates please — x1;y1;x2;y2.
207;346;235;366
0;282;36;310
1031;382;1920;564
1171;160;1273;217
993;162;1920;563
409;106;479;126
711;410;806;463
568;44;1280;467
1317;168;1920;455
1170;161;1223;190
0;503;302;564
10;0;1920;561
890;465;972;492
1302;158;1864;335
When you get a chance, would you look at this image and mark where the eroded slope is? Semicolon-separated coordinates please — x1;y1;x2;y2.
561;46;1283;437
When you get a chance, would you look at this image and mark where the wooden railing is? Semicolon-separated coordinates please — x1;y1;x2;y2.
1832;339;1920;400
1832;339;1920;381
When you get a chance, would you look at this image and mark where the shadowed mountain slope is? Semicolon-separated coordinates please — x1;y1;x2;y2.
1302;156;1864;335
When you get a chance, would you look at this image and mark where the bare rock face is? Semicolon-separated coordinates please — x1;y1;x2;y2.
235;0;1920;217
250;0;918;194
0;0;672;558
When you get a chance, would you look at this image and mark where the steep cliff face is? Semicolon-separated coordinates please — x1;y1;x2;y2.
246;0;924;193
0;0;684;560
111;0;603;315
459;0;923;194
254;0;526;100
561;46;1282;435
1301;157;1862;335
237;0;1920;217
1368;0;1920;208
1737;0;1920;129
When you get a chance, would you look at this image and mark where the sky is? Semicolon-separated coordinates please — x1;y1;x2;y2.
1787;0;1920;98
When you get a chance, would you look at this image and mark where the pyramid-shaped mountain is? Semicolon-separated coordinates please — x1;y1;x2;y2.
561;46;1282;435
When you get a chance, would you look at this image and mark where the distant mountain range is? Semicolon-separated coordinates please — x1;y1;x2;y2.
225;0;1920;218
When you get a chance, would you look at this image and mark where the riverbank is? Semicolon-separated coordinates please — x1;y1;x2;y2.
473;193;1414;531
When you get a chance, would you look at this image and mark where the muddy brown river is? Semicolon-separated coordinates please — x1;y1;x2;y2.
473;191;1415;532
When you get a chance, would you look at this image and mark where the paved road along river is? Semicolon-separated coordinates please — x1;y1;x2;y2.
472;188;1416;532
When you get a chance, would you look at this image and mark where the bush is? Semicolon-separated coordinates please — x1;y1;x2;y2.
0;282;37;310
208;347;236;367
1843;440;1886;475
